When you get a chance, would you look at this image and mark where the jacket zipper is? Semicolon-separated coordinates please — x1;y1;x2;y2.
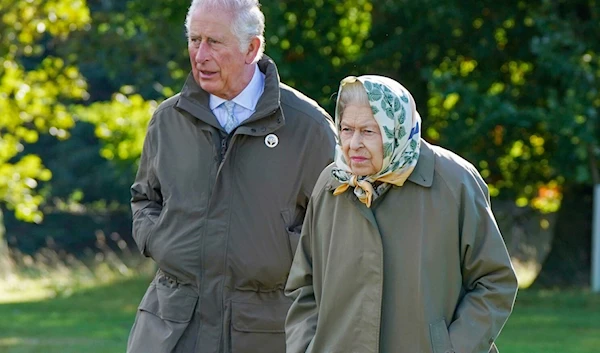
220;136;228;161
216;133;234;177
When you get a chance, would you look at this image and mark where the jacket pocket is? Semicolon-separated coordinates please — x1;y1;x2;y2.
132;208;161;257
281;209;302;259
429;319;455;353
127;278;198;353
230;301;288;353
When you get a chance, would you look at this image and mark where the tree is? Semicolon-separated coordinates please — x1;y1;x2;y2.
0;0;90;273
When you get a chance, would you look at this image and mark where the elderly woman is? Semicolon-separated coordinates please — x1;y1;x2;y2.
285;75;518;353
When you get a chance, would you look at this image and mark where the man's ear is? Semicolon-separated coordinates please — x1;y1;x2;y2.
245;37;261;64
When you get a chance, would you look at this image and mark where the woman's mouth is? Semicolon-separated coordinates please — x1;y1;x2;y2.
351;157;368;163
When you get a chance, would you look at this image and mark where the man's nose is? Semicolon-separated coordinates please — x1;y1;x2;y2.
195;41;209;62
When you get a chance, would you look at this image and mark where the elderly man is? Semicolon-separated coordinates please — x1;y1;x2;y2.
126;0;336;352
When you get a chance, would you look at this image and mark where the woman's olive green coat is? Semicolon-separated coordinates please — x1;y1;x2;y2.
285;140;518;353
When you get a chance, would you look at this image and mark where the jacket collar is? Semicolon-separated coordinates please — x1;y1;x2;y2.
175;55;284;136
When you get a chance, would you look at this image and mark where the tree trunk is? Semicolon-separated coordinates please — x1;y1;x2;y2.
535;184;593;288
493;200;556;288
588;143;600;185
0;209;14;278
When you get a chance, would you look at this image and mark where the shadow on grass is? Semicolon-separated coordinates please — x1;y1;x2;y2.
0;276;152;353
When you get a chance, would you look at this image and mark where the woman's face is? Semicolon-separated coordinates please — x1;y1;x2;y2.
339;104;383;176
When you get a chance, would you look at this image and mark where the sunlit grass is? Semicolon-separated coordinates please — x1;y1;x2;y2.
0;276;152;353
0;243;154;353
0;259;153;303
0;234;155;304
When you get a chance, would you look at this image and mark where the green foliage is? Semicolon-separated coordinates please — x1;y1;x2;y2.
0;0;90;222
263;0;372;110
75;92;157;165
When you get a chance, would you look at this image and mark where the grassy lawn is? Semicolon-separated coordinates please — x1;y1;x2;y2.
0;277;599;353
496;289;600;353
0;276;152;353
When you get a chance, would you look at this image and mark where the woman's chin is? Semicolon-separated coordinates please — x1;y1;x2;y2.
350;166;375;177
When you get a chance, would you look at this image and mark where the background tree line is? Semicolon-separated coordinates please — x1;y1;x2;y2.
1;0;598;286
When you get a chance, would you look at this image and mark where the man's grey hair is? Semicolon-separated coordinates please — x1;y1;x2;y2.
185;0;266;62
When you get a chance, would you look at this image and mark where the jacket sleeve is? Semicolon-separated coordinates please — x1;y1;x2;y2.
449;167;518;353
130;117;163;257
285;200;318;353
301;115;337;201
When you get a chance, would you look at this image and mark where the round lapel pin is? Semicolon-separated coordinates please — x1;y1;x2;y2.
264;134;279;148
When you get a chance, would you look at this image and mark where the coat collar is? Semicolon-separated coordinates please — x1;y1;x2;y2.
175;56;284;136
406;139;434;187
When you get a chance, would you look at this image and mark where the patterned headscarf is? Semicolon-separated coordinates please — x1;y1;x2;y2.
331;75;421;207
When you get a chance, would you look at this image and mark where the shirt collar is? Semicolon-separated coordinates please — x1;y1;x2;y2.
209;64;265;111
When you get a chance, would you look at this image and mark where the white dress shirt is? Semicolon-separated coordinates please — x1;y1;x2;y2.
209;64;265;132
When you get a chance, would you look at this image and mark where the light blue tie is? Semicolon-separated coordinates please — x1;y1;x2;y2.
223;101;236;133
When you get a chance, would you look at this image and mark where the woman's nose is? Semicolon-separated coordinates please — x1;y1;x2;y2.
349;132;362;150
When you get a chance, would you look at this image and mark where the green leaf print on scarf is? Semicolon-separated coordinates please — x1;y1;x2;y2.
393;97;401;112
399;126;406;139
384;126;395;140
398;105;406;124
383;142;394;159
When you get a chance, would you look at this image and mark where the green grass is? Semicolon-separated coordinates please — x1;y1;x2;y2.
0;278;599;353
496;289;600;353
0;276;151;353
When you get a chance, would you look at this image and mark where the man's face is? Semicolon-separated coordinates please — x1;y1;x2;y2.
187;7;256;100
